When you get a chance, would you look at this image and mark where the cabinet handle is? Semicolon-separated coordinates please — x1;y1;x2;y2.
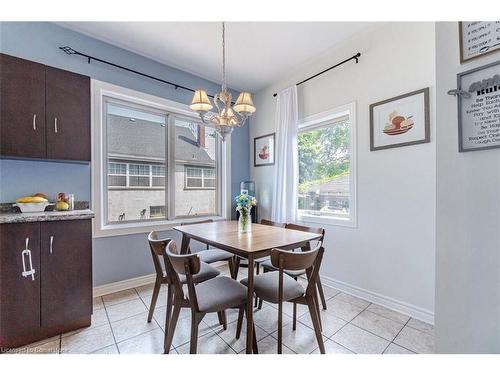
50;235;54;254
33;114;37;131
21;238;36;281
54;117;58;133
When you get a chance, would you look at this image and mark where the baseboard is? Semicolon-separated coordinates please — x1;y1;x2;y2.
321;275;435;324
93;273;157;297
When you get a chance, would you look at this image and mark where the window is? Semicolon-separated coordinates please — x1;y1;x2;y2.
93;81;230;237
175;118;219;217
185;166;216;189
297;103;356;226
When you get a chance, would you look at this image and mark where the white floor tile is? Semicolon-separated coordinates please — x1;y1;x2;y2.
394;326;434;354
331;324;390;354
111;312;160;343
176;331;235;354
351;310;405;341
167;315;213;348
241;335;295;354
271;321;325;354
252;305;293;334
102;289;140;307
298;309;348;337
333;293;371;309
93;296;104;311
366;304;410;324
118;328;168;354
383;343;415;354
213;319;267;353
326;298;365;321
311;339;355;354
406;318;434;335
91;308;109;327
106;299;148;322
61;324;115;354
9;336;61;354
91;344;119;354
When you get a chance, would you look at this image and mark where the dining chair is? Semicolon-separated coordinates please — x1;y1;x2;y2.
181;219;238;279
165;240;258;354
146;231;222;327
233;219;286;286
240;243;326;354
259;224;327;307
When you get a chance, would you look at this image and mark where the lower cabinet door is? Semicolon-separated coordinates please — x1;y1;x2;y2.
40;220;92;334
0;223;41;349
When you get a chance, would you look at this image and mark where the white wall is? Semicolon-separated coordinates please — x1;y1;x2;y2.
250;22;436;321
435;22;500;353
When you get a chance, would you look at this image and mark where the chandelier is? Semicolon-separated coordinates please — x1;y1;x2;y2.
189;22;256;141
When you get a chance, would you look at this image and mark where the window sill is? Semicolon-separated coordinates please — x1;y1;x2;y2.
297;213;357;228
93;215;226;238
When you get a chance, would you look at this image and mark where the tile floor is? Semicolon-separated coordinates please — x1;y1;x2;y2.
7;264;434;354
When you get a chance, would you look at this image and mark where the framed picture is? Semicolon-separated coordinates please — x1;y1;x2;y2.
254;133;275;166
459;22;500;64
457;60;500;152
370;88;430;151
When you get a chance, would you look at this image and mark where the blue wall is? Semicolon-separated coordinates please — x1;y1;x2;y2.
0;22;250;285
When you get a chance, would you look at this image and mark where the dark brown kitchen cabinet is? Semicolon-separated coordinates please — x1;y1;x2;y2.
40;220;92;334
45;66;91;161
0;219;92;350
0;53;90;162
0;223;41;349
0;54;47;158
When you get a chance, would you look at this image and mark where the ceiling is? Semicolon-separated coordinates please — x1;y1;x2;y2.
58;22;374;92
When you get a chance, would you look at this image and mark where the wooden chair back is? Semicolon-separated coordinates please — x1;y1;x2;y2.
285;223;325;248
271;243;324;299
147;231;173;283
261;219;286;228
164;240;201;311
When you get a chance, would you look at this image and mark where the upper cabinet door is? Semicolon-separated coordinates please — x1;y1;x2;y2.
0;54;46;158
45;66;90;161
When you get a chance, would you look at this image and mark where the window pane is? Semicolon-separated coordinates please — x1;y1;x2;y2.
175;119;218;216
106;102;166;223
297;120;350;218
204;178;216;188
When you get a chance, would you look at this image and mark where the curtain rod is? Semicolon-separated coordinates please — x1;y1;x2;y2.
59;46;217;100
272;52;361;97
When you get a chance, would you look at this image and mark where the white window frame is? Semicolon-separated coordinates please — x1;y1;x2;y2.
92;80;232;238
297;102;357;228
184;166;217;190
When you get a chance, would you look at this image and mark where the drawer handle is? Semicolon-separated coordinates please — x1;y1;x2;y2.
21;238;36;281
50;235;54;254
33;114;37;131
54;117;58;133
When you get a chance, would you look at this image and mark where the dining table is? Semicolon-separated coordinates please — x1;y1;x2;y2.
173;220;323;354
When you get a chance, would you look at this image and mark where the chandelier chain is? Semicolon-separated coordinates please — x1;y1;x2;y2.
222;22;226;91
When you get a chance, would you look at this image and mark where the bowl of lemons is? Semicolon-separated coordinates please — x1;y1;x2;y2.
14;193;52;213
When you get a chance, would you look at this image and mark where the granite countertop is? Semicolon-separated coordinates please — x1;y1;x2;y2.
0;209;95;224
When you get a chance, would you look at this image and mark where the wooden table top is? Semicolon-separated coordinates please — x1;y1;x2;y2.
174;220;321;256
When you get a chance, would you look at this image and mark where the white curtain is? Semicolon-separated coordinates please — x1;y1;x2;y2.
271;86;299;223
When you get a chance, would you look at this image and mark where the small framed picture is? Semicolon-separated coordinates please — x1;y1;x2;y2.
254;133;275;167
370;88;430;151
459;22;500;64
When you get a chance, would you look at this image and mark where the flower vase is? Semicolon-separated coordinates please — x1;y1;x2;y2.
238;209;252;234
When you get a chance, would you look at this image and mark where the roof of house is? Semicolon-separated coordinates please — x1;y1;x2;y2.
107;114;214;165
303;174;350;195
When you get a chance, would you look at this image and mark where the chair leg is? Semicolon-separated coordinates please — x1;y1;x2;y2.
277;300;283;354
258;297;263;310
306;297;325;354
292;302;297;331
254;263;260;307
234;257;240;279
228;257;235;279
252;323;259;354
312;292;323;331
221;310;227;330
316;276;327;310
243;304;259;354
236;306;244;339
164;285;173;339
164;300;181;354
190;312;200;354
147;278;162;323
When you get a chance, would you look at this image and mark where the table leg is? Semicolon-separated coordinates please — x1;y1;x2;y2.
246;254;254;354
180;234;191;255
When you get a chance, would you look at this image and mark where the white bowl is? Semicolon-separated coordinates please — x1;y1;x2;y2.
14;202;52;213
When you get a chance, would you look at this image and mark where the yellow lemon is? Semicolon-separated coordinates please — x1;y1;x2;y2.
56;201;69;210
